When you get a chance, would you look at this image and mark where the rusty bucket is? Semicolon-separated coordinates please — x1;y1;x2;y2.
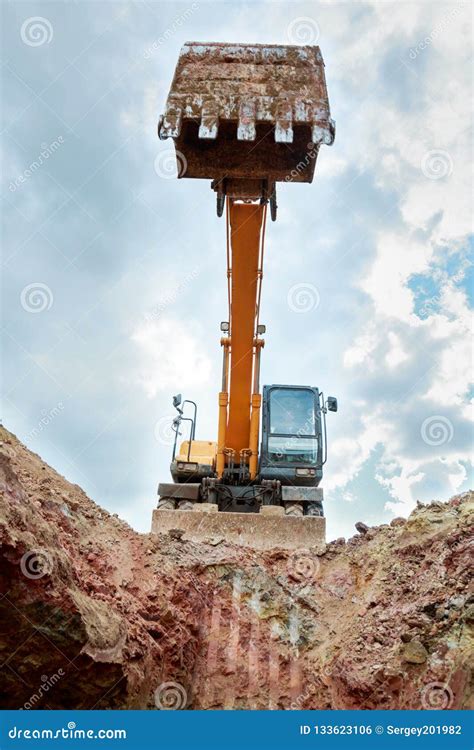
158;42;334;212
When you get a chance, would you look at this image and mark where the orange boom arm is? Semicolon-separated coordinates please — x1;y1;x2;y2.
216;201;266;480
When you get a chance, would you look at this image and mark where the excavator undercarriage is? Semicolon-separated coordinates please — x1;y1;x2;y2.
152;42;337;550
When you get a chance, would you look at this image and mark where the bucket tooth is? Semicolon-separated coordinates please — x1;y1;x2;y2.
312;105;335;146
311;120;335;146
294;98;311;123
237;100;256;141
199;101;219;140
199;119;219;140
274;100;293;143
255;96;275;123
159;103;182;139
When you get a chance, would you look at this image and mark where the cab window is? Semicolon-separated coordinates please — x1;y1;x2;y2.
269;388;315;436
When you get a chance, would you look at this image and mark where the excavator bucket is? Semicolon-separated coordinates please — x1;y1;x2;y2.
158;42;335;185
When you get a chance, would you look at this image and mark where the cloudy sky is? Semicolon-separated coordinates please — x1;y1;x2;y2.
2;0;472;541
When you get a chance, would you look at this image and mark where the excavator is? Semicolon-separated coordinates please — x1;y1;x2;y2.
152;42;337;550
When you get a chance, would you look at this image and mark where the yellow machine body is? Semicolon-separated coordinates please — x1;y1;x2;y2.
175;440;217;469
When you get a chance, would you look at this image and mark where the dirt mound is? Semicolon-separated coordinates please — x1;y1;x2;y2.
0;426;472;710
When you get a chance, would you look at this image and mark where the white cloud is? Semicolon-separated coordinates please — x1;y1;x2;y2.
379;456;468;516
361;233;432;320
385;332;410;369
129;316;212;398
343;325;379;369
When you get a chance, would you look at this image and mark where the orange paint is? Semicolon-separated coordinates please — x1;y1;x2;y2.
226;202;264;456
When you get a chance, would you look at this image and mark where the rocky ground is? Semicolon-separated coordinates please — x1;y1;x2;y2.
0;426;472;710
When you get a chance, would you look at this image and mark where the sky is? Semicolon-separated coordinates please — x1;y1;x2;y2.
1;0;472;541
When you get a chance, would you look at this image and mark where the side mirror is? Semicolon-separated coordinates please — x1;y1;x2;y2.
327;396;338;413
172;393;182;408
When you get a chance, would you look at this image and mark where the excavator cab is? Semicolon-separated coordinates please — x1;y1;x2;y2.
260;385;323;486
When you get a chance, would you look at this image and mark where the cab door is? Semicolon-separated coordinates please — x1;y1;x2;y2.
260;385;323;485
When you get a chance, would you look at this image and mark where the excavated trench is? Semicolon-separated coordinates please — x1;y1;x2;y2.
0;426;472;710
